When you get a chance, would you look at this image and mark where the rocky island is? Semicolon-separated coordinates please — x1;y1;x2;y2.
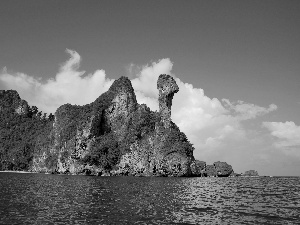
0;75;234;177
242;170;259;177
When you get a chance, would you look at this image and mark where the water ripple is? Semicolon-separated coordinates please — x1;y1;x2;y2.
0;173;299;224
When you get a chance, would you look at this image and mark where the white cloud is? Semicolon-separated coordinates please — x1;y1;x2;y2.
222;99;277;120
0;49;114;113
130;58;173;111
3;50;293;175
263;121;300;157
127;59;279;168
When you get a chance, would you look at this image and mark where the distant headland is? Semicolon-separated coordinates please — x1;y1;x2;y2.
0;75;257;177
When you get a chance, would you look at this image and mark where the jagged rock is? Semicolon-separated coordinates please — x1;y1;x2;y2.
0;76;239;177
28;75;194;176
213;161;233;177
242;170;259;176
190;160;206;176
206;165;217;177
113;75;193;176
157;74;179;129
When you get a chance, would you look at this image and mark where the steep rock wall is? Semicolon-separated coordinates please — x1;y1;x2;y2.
0;76;234;176
29;75;194;176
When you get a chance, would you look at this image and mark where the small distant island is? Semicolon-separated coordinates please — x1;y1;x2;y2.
241;170;260;177
0;74;257;177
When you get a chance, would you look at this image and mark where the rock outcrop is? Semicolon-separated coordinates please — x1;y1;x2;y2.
0;90;52;171
205;165;217;177
190;161;234;177
242;170;259;176
157;75;179;129
190;160;206;176
28;75;194;176
213;161;233;177
0;75;236;177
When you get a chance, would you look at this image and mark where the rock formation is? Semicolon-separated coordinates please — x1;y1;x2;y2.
0;90;52;171
18;75;193;176
213;161;233;177
157;74;179;129
190;161;234;177
190;160;206;176
0;75;236;177
205;165;217;177
242;170;259;176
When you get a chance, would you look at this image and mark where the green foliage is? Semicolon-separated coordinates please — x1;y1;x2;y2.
161;122;194;157
45;153;58;169
54;104;83;147
83;132;119;170
1;76;196;175
0;91;54;171
213;161;233;176
52;78;149;171
206;165;217;177
119;105;158;152
60;150;69;164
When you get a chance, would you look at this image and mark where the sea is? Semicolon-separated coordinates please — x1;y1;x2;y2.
0;172;299;225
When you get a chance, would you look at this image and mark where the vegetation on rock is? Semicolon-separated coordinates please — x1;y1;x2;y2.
213;161;233;177
0;75;236;177
0;90;54;171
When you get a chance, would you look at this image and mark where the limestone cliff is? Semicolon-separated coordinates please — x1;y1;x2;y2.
29;75;194;176
157;74;179;129
0;75;235;177
0;90;52;171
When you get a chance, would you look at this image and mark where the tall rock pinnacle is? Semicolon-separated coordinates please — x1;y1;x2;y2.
157;74;179;128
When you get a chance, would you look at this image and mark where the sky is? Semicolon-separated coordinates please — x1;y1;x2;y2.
0;0;299;176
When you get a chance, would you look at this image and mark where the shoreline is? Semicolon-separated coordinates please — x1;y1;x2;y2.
1;171;297;177
0;170;36;174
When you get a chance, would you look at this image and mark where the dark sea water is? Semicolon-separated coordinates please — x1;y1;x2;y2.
0;173;299;225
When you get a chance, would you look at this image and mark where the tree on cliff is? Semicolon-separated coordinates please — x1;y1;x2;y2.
83;132;120;171
0;90;54;171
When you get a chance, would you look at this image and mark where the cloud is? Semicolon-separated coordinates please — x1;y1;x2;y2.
222;99;277;120
130;58;173;111
263;121;300;157
0;49;114;113
2;50;291;175
127;58;279;169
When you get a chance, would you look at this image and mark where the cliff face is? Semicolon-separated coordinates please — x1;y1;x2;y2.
0;90;53;171
28;75;194;176
0;76;235;176
157;74;179;129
